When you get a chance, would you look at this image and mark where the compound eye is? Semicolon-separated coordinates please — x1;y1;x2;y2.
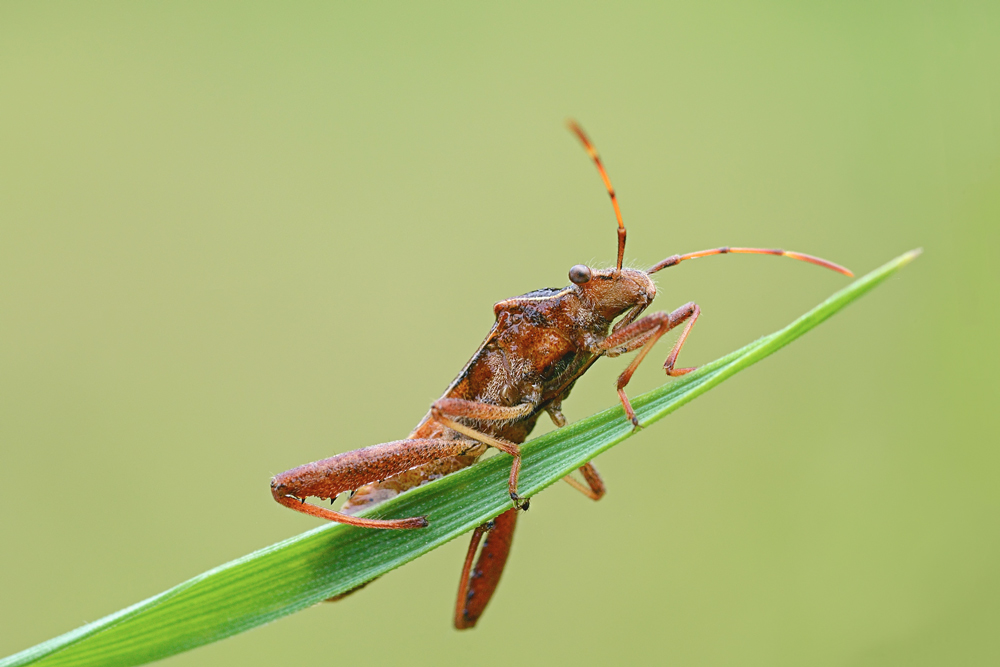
568;264;592;284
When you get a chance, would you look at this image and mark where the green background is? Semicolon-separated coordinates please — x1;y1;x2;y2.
2;2;997;665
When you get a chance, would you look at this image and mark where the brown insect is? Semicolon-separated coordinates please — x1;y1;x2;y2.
270;121;852;629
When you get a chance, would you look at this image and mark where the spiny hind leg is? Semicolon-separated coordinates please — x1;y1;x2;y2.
271;438;481;529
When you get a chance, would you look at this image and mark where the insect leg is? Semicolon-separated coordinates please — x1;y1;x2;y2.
270;438;481;529
454;507;519;629
545;403;567;427
660;302;701;376
433;398;534;422
562;462;606;500
593;302;701;427
542;400;608;500
431;400;534;509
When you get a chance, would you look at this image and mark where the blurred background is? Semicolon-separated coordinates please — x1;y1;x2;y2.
1;2;997;665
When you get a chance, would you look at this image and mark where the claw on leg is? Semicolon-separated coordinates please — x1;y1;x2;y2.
509;491;530;511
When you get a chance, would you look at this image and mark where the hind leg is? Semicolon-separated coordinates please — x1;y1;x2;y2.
454;508;519;629
271;438;481;529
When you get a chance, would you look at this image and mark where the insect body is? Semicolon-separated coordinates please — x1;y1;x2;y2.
270;122;852;629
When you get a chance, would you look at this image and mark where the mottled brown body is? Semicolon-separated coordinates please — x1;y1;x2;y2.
341;275;651;515
269;121;852;628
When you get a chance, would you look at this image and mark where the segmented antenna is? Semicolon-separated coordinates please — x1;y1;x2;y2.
567;120;627;270
648;247;853;276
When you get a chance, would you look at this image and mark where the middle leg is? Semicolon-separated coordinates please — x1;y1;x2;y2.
545;404;608;501
431;399;534;509
562;462;606;501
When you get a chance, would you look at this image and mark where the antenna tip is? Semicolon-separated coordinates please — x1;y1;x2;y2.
565;119;586;141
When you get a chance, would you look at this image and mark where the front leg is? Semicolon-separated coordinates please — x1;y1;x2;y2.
431;399;535;509
592;302;701;427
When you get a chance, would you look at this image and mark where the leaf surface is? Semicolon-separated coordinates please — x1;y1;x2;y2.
1;250;920;667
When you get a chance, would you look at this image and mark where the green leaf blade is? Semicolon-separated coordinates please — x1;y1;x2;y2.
1;250;919;667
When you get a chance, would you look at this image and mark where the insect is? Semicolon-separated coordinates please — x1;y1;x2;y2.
270;121;852;629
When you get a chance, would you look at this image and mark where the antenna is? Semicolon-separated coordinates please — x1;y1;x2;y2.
567;120;627;270
648;247;853;276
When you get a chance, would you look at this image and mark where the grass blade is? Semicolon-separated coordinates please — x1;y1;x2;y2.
1;249;920;667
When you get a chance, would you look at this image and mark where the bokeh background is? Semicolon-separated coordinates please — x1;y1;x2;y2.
2;2;998;665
